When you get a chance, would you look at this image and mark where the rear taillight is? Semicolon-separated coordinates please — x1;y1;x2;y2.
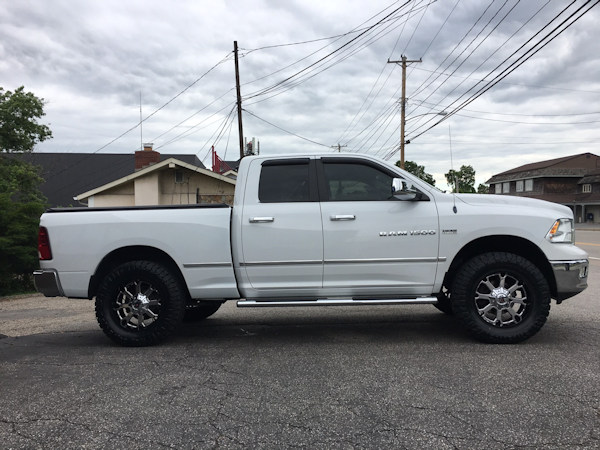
38;227;52;260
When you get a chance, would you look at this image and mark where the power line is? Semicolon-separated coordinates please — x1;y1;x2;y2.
450;112;600;125
410;65;600;95
43;50;235;189
402;0;599;151
199;105;238;164
351;0;508;153
150;89;234;143
413;139;600;145
339;0;458;151
243;0;419;102
91;52;232;154
406;0;552;134
412;98;600;117
409;0;498;100
241;0;408;57
155;101;237;150
410;0;521;114
243;108;330;148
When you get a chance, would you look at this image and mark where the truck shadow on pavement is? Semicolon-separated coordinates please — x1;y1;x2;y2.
3;306;569;351
175;310;469;346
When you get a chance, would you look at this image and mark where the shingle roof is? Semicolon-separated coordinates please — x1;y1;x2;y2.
9;152;205;207
223;160;241;172
75;157;235;201
486;153;600;184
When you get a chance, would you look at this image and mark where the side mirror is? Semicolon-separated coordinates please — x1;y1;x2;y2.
392;178;426;201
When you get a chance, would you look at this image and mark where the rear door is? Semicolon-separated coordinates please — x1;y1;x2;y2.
318;158;439;296
239;158;324;292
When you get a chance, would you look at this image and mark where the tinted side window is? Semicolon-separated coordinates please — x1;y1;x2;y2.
323;163;394;201
259;163;310;202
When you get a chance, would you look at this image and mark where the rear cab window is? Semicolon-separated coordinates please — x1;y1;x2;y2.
258;158;317;203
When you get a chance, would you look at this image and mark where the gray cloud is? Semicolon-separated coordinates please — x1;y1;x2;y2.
1;0;599;188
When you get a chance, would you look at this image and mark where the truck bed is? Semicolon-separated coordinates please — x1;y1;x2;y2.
39;204;239;299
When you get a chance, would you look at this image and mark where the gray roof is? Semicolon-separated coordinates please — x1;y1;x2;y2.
486;153;600;184
223;160;241;172
578;169;600;185
10;152;205;207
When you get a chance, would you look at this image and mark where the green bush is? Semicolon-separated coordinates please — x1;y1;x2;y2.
0;158;46;296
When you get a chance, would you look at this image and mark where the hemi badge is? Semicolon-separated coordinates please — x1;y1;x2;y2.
442;229;457;234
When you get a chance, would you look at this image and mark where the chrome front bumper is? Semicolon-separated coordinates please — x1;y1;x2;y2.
33;270;65;297
550;259;589;302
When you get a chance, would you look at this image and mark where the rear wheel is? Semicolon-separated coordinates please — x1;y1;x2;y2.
95;261;186;346
452;252;550;344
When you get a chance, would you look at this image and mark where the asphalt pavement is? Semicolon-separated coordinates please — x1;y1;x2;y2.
1;254;599;448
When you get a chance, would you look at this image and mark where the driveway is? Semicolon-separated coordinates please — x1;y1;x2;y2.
1;263;599;448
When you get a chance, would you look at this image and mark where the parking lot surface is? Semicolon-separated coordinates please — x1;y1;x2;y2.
1;247;598;448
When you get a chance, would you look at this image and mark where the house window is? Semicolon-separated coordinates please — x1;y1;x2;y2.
525;179;533;191
503;182;510;194
175;170;185;184
516;180;524;192
495;184;502;194
583;184;592;193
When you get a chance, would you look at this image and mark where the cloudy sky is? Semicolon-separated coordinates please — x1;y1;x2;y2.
2;0;599;188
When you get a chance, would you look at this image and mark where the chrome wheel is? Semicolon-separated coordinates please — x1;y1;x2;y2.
115;280;162;330
475;273;529;327
452;252;550;344
96;261;186;346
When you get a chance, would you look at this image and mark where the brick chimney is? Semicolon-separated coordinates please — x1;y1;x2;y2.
135;143;160;170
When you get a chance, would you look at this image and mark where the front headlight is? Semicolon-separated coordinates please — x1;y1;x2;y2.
546;218;574;244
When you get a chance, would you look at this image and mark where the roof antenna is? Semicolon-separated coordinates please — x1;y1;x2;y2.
139;91;143;151
449;125;457;214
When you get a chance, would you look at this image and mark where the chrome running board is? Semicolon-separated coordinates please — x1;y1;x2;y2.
237;297;437;307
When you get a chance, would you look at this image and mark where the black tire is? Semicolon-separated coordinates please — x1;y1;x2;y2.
434;288;453;315
452;252;550;344
183;301;223;322
95;261;186;347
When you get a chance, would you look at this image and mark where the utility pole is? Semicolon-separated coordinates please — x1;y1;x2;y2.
387;55;421;169
331;143;347;153
234;41;244;160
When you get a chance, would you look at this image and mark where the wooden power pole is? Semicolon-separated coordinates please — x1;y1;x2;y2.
387;55;421;169
331;143;347;153
234;41;244;160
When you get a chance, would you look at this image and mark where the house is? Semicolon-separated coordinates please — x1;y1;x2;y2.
12;145;237;207
13;149;207;207
74;145;236;207
486;153;600;223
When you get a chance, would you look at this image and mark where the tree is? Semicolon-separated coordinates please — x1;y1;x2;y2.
477;183;489;194
0;86;51;295
1;86;52;153
396;160;436;186
445;165;476;193
0;157;47;295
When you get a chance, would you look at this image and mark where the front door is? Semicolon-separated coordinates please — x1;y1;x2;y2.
318;158;439;297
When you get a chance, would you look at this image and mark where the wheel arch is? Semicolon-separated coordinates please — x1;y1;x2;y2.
444;235;557;297
88;246;188;299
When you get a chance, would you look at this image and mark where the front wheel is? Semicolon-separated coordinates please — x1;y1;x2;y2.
95;261;186;346
452;252;551;344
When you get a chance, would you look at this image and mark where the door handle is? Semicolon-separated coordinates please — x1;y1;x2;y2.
330;215;356;221
249;217;275;223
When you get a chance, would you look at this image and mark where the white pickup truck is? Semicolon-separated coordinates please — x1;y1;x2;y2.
34;153;589;346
